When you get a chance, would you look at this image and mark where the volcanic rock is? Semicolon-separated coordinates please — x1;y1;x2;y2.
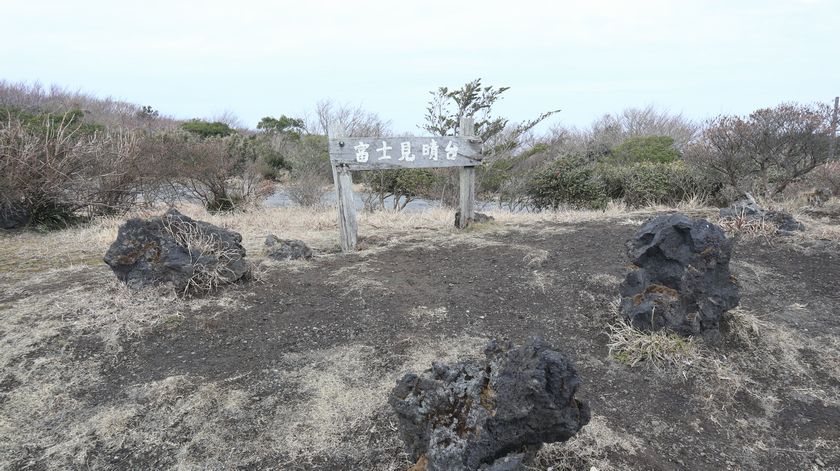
389;338;590;471
454;210;495;228
264;235;312;261
103;209;249;292
619;213;740;338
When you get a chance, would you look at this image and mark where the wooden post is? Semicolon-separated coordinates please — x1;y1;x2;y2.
829;96;839;162
329;124;357;252
458;117;476;229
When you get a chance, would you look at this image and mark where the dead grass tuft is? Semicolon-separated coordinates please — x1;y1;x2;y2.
606;321;699;371
528;415;641;471
161;216;249;295
269;336;487;469
717;213;777;241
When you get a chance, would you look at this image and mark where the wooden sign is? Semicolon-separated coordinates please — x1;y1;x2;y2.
329;117;481;252
329;136;482;170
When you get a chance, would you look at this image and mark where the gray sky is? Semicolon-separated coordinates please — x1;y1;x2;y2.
3;0;838;133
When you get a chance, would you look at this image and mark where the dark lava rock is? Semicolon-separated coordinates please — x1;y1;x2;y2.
0;207;29;230
103;209;249;292
264;234;312;261
454;210;495;228
619;213;740;338
389;338;590;471
719;193;764;219
719;194;804;234
765;211;805;233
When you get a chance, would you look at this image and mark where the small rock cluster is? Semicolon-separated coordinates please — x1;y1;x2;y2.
389;338;590;471
264;234;312;261
619;213;740;338
0;207;29;230
719;193;805;234
454;210;494;228
104;209;249;292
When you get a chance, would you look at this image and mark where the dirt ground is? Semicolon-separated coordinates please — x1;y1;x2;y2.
1;205;839;470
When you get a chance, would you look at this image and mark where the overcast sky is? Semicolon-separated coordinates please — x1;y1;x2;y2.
3;0;838;133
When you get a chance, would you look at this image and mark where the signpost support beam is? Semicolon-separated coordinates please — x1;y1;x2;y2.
829;96;838;162
329;124;357;252
458;117;476;229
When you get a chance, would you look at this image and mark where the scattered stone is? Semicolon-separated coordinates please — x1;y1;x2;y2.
619;213;740;338
389;337;590;471
264;234;312;261
806;187;832;207
719;193;764;219
454;210;495;228
719;193;804;234
764;211;805;233
103;209;249;292
0;206;29;230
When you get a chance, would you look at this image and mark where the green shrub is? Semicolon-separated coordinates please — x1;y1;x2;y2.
361;169;440;210
528;157;607;210
608;135;680;164
181;120;235;138
594;161;723;207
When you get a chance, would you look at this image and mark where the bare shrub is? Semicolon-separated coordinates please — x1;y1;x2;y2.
140;132;271;212
0;110;147;227
0;80;178;131
685;102;833;199
282;135;332;207
555;105;698;159
807;162;840;197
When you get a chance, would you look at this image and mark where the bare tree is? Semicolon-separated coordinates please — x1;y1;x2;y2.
310;100;391;137
579;105;698;158
685;102;833;198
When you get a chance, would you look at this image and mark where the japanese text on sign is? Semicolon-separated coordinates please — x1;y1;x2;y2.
355;139;459;163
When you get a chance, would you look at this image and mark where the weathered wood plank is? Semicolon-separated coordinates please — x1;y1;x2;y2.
329;136;481;170
459;166;476;227
458;117;477;229
332;164;357;252
329;123;357;252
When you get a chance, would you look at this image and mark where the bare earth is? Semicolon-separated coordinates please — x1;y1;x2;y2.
1;205;839;470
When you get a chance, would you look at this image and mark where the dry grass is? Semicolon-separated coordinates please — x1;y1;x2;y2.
269;336;488;469
717;212;778;241
161;216;248;295
0;273;487;470
2;200;838;469
0;199;719;285
0;274;188;468
605;301;840;419
528;415;642;471
606;321;700;371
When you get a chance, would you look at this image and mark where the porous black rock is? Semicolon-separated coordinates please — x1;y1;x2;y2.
454;210;495;228
0;207;29;230
619;213;740;338
719;193;764;219
264;235;312;261
719;194;804;234
764;211;805;233
389;338;590;471
103;209;249;292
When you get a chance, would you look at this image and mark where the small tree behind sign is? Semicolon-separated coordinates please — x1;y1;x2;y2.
328;117;482;252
